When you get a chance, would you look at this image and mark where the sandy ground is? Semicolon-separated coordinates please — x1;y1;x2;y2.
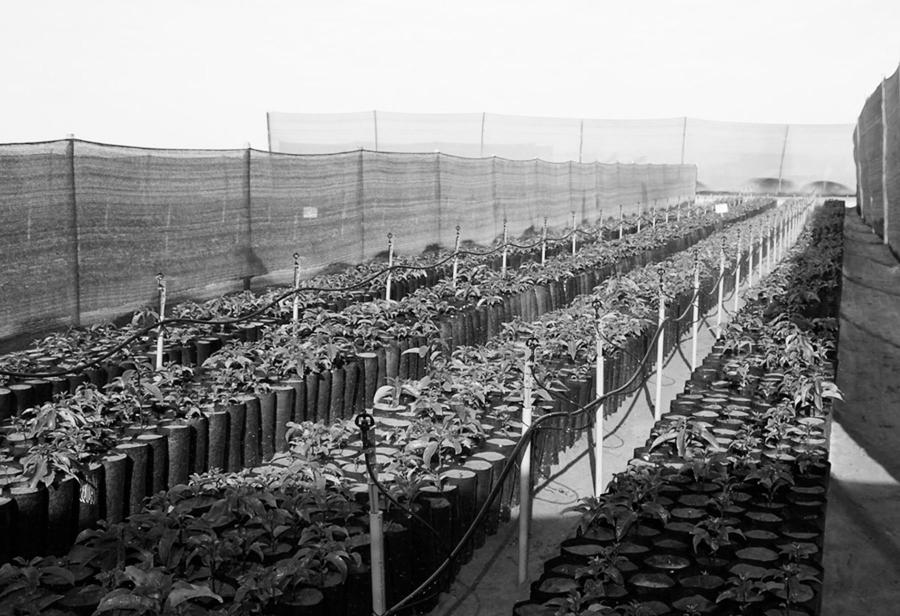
822;212;900;615
430;274;752;615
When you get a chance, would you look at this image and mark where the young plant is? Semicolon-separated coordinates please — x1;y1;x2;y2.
648;416;722;460
691;516;744;556
373;376;427;410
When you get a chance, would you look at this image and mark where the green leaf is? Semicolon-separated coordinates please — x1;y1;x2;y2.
96;589;158;613
166;582;222;609
422;442;439;468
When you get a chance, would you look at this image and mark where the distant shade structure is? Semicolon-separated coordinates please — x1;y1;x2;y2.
268;111;855;194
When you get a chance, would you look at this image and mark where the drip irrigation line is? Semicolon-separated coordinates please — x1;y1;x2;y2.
506;238;547;250
455;244;507;257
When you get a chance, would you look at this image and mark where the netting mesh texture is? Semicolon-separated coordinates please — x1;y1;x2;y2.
856;63;900;254
0;140;695;341
268;111;855;194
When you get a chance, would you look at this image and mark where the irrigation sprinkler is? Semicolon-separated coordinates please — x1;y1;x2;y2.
452;226;461;288
354;411;387;614
691;252;700;371
654;267;666;422
501;218;509;276
292;253;301;326
518;337;539;585
716;237;725;337
155;273;166;370
541;217;547;265
734;229;742;316
592;300;605;497
571;211;577;256
385;233;394;301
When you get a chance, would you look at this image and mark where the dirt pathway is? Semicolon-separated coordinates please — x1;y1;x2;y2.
822;212;900;615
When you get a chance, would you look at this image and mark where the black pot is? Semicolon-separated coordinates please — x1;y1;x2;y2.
47;477;79;554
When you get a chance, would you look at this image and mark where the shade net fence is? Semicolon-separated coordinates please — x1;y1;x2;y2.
0;140;695;341
268;111;855;195
855;63;900;257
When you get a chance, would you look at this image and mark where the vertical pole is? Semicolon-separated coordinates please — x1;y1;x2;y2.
593;320;605;497
856;123;866;222
452;225;461;288
385;233;394;301
502;219;509;275
292;253;301;326
637;203;642;234
578;119;584;163
748;226;755;286
691;253;700;371
66;135;82;327
665;204;669;224
776;124;790;195
571;211;577;256
882;79;890;244
373;110;379;151
155;274;166;370
364;434;387;614
677;201;681;222
480;111;486;158
654;270;666;422
518;340;536;585
243;143;253;290
618;204;623;239
716;237;725;337
734;229;742;315
768;220;775;272
541;217;547;265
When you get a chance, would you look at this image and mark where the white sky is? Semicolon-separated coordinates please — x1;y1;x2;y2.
2;0;899;149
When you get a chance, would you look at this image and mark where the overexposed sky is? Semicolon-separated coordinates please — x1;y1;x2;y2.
2;0;899;149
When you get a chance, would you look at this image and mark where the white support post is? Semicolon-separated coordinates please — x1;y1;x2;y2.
747;227;755;287
452;225;461;288
155;274;166;370
518;340;536;585
665;205;669;224
654;270;666;422
571;211;577;256
637;206;642;234
292;253;301;326
593;307;605;497
716;238;725;337
882;78;890;245
365;446;387;614
677;201;681;222
734;229;742;315
690;254;700;371
385;233;394;301
618;204;624;240
541;217;547;265
502;219;509;276
768;221;775;272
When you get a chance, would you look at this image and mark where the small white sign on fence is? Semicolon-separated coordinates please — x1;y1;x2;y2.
714;202;729;214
